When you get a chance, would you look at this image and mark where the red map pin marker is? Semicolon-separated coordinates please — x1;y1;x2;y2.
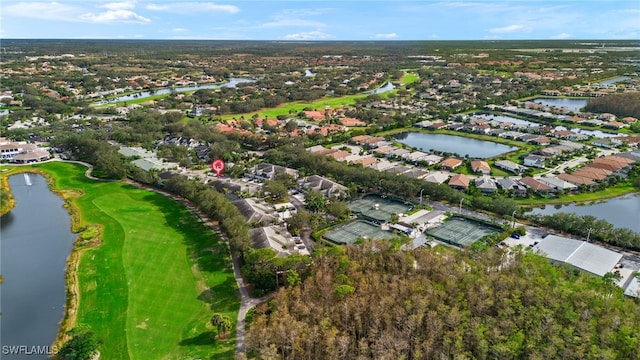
211;159;225;177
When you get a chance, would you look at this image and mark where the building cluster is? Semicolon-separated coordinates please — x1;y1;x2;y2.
0;137;50;163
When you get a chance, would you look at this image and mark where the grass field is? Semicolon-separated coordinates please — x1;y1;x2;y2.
27;162;238;360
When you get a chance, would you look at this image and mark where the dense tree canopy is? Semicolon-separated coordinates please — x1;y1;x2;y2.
584;92;640;119
246;244;640;359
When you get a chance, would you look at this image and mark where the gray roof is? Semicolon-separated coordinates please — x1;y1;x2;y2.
232;198;277;224
534;234;622;276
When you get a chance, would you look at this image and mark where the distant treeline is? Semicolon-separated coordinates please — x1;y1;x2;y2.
4;39;640;59
584;92;640;119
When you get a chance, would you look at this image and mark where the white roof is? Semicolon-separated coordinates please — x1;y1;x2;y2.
534;234;622;276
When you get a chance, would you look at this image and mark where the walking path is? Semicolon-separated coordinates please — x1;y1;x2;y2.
118;178;268;355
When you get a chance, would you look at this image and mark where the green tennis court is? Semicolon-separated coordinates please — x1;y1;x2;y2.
324;220;394;245
427;217;500;247
347;194;412;223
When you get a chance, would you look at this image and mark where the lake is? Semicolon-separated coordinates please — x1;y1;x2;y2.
597;76;631;85
472;113;540;128
367;82;396;95
528;193;640;233
391;132;518;159
94;77;255;104
532;98;588;112
0;173;76;359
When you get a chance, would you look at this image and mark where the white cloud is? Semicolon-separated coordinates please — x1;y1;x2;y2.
488;24;530;34
101;1;136;11
550;33;572;40
173;28;188;32
3;2;83;21
3;1;149;24
262;19;326;28
80;9;150;24
374;33;399;39
282;31;335;40
146;2;239;14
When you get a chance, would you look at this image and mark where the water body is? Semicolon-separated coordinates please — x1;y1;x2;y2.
95;77;255;104
554;126;621;139
0;173;76;359
391;132;517;159
367;82;396;95
528;193;640;233
531;98;588;112
472;113;540;127
597;76;631;85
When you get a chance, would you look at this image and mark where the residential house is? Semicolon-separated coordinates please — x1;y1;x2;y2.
424;171;450;184
572;167;611;181
470;160;491;175
448;173;470;191
523;154;546;168
422;154;444;165
386;165;412;175
494;160;527;174
519;176;553;194
252;163;299;181
538;176;578;192
474;177;497;194
557;173;596;187
440;157;463;170
496;178;527;197
370;160;395;172
328;150;350;161
298;175;348;199
232;198;278;225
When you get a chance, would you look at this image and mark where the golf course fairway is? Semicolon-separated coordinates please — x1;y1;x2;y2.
29;162;239;359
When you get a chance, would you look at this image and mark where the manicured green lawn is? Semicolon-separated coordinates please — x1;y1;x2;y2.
31;162;238;359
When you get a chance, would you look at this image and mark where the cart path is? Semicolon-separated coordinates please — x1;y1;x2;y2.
62;159;267;357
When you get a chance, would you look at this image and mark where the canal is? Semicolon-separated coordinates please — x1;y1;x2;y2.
0;173;76;359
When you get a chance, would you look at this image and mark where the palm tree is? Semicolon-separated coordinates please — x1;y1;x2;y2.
210;313;233;338
219;316;233;337
210;313;224;335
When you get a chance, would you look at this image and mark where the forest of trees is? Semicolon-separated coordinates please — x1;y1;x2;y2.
246;244;640;359
584;92;640;119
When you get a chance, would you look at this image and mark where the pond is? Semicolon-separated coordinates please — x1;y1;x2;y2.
94;77;255;104
531;98;588;112
367;82;396;95
527;193;640;233
472;113;540;128
597;76;631;85
391;132;518;159
0;173;76;359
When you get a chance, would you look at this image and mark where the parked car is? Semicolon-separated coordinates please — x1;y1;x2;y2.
510;233;520;239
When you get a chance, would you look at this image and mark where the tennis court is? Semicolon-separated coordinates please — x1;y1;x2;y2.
427;217;501;247
348;194;412;223
324;220;394;245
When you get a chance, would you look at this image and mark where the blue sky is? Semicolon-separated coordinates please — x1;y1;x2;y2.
1;1;639;40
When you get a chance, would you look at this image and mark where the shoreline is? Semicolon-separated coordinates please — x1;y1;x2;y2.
0;165;98;351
